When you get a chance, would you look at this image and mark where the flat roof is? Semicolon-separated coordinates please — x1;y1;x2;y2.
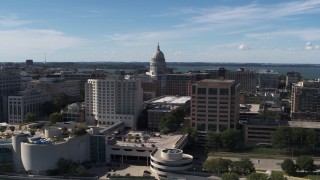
200;79;235;83
145;96;190;105
115;131;185;149
240;104;260;114
289;121;320;129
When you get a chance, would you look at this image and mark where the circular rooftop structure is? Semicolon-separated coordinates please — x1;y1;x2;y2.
161;149;183;160
150;148;193;178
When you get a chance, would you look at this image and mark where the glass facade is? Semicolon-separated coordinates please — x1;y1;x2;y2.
0;148;12;164
90;136;106;163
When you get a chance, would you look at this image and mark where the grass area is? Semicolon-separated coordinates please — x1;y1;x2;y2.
244;147;288;155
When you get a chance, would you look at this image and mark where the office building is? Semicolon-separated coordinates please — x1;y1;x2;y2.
156;73;210;96
0;67;21;122
8;90;49;124
205;67;257;93
190;79;240;134
286;71;303;88
26;78;80;99
258;69;278;90
291;80;320;120
85;76;143;128
145;96;190;129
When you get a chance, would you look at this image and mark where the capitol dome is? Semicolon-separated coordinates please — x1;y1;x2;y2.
152;43;165;63
147;43;167;77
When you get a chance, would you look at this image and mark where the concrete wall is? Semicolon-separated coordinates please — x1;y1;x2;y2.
20;135;90;174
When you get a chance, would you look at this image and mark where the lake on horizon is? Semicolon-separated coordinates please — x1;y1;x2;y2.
79;65;320;79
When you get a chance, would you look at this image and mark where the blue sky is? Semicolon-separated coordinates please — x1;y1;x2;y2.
0;0;319;63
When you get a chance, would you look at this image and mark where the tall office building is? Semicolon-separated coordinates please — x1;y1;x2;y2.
0;67;21;122
85;76;143;128
258;69;278;90
291;80;320;120
147;43;167;77
156;73;210;96
286;71;303;88
205;67;257;93
190;79;240;134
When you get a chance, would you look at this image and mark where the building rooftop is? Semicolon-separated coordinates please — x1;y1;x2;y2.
115;131;186;149
151;148;192;161
289;121;320;129
200;79;235;83
145;95;190;105
240;104;260;114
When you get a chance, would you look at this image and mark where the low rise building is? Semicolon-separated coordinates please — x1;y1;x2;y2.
145;96;190;129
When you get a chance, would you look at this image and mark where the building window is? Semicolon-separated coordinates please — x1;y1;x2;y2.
220;88;229;95
209;88;217;95
197;88;206;95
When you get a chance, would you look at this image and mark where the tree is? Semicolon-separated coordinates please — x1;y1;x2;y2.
8;126;15;133
0;163;14;173
53;93;68;110
75;165;88;176
221;129;241;151
206;130;222;150
159;114;178;133
305;129;319;150
29;129;36;136
247;172;268;180
50;113;63;124
57;158;74;174
202;158;232;174
269;172;287;180
185;127;198;147
281;158;296;175
271;126;293;148
296;155;316;172
272;127;319;150
72;123;88;136
291;127;306;148
230;158;255;175
221;172;239;180
41;101;58;116
171;107;185;123
24;112;36;122
0;126;7;134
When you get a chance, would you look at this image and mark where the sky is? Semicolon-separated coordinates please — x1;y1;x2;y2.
0;0;320;63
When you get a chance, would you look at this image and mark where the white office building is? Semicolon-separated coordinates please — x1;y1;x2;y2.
85;76;143;129
8;90;49;124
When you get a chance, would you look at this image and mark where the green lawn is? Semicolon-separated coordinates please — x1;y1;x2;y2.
245;147;288;155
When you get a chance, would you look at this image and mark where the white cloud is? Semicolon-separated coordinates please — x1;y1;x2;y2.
238;44;249;50
173;51;182;55
305;41;313;50
246;29;320;41
0;29;84;57
175;1;320;26
0;14;30;27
